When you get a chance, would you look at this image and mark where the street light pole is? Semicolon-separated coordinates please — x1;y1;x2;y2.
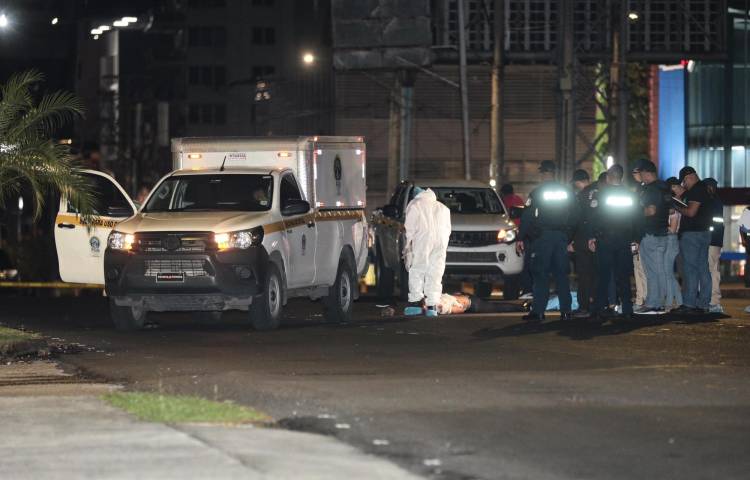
457;0;472;180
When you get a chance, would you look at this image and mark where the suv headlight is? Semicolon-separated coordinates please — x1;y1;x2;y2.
497;228;516;243
107;231;135;251
214;227;264;250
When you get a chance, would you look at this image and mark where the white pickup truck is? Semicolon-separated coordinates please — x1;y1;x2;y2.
54;136;369;331
371;179;523;299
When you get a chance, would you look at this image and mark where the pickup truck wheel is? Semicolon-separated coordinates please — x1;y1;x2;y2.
503;275;520;300
398;263;409;301
475;282;493;299
324;258;355;323
250;263;283;331
109;299;146;331
375;248;395;299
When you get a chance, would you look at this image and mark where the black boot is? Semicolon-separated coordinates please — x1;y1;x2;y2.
522;312;545;323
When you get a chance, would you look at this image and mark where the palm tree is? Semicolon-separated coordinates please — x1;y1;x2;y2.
0;70;93;220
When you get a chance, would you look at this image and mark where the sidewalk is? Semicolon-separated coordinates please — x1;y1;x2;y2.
0;362;421;480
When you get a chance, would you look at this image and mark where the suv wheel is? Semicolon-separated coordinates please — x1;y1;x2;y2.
324;258;355;323
250;263;284;331
109;299;146;331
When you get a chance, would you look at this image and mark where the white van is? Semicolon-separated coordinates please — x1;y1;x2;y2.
54;136;369;331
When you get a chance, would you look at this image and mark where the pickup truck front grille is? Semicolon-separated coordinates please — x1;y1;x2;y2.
135;232;212;253
449;231;498;247
446;252;499;263
144;259;208;277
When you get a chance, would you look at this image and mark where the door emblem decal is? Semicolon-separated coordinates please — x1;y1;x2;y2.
89;236;101;254
334;154;342;194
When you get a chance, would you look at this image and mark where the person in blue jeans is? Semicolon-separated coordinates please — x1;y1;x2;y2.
673;167;713;315
664;177;684;310
633;160;671;314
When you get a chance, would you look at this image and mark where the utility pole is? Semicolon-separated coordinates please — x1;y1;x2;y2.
557;0;576;180
490;0;504;186
610;0;628;167
457;0;472;180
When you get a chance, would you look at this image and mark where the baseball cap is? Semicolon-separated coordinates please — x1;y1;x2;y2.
665;176;681;186
704;177;718;187
678;166;697;181
632;158;656;173
538;160;557;173
570;169;590;183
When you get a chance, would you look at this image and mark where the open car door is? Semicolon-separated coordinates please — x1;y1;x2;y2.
54;170;136;285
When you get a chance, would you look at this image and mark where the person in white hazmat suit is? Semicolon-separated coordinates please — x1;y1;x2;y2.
403;187;452;317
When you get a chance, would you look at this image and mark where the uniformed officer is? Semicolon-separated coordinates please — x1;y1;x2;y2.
570;169;597;318
587;164;639;322
516;160;576;322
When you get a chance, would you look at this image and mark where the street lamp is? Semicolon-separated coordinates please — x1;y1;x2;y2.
51;17;58;25
0;14;9;28
627;11;639;22
302;52;315;65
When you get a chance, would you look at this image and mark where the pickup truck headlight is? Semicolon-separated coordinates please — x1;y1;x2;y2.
107;231;135;251
497;228;516;243
214;227;264;250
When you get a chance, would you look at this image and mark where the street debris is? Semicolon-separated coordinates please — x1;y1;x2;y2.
423;458;442;467
372;439;390;446
335;423;351;429
380;307;396;317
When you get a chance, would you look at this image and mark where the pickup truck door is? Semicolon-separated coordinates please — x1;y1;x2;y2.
280;173;317;287
54;170;136;285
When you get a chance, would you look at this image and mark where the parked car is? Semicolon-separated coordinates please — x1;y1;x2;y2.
371;180;523;299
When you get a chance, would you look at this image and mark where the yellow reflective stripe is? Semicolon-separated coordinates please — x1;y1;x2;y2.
0;281;101;289
55;214;121;229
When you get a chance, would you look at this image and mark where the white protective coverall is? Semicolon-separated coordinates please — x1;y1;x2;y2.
404;188;452;306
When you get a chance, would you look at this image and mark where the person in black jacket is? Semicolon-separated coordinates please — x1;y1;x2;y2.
588;165;638;322
570;169;597;318
634;160;672;314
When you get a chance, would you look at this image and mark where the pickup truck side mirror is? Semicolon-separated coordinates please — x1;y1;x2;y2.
107;206;134;218
382;204;399;218
281;199;311;217
509;206;524;220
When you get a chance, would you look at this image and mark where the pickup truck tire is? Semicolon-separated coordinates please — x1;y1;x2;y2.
250;263;283;331
375;246;395;299
109;299;146;331
503;274;521;300
324;258;355;323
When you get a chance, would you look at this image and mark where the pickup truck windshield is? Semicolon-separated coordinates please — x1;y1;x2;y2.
431;187;504;215
144;174;274;212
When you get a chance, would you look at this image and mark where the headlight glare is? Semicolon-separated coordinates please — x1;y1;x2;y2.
214;227;264;250
497;228;517;243
108;231;134;250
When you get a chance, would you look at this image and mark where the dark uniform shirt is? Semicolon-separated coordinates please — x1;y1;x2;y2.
573;183;597;242
640;180;670;236
589;184;638;243
680;180;713;232
519;180;577;241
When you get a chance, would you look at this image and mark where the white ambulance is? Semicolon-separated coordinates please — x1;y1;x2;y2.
54;136;369;331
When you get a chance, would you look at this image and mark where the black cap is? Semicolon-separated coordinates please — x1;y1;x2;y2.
665;176;681;186
678;166;697;181
704;177;718;187
632;158;657;173
539;160;557;173
570;169;590;183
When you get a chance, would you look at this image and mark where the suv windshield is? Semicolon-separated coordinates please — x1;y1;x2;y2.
144;174;274;212
430;187;505;214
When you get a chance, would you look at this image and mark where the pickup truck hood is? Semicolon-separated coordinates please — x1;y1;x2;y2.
450;213;515;232
115;211;268;234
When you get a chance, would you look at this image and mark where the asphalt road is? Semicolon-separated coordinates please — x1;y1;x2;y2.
2;293;749;480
